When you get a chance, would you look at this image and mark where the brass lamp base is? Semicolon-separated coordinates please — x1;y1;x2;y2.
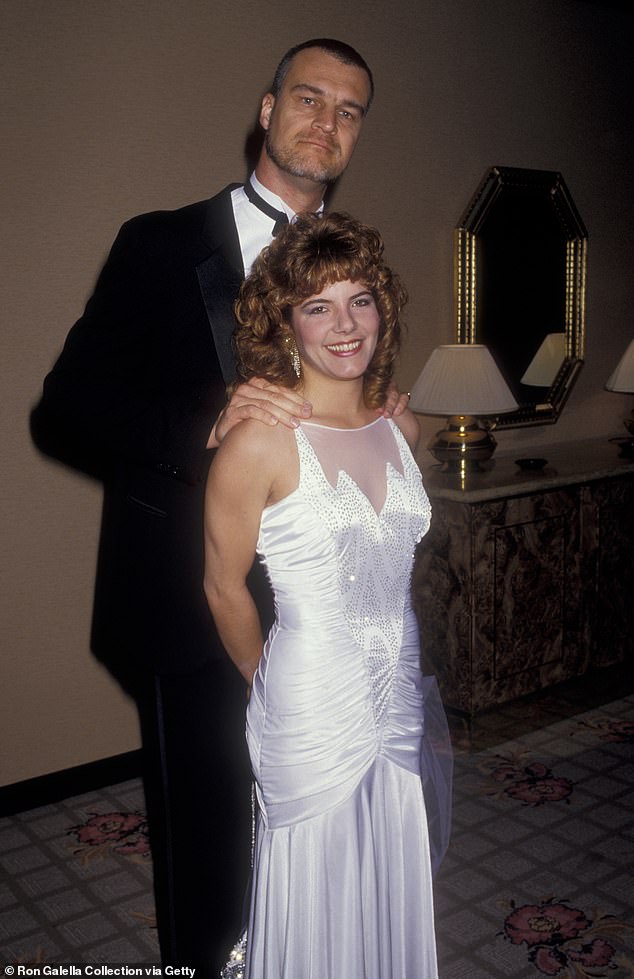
428;415;497;472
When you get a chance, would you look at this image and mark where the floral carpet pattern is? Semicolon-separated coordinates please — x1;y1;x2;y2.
435;692;634;978
0;779;159;964
502;899;634;977
68;812;151;864
1;690;632;976
480;751;575;806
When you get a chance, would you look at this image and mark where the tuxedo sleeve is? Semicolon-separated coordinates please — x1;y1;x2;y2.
31;212;227;485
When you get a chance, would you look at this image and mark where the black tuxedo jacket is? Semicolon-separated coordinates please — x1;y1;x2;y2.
31;185;267;675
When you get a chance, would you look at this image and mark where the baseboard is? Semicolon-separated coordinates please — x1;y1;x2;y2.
0;750;143;817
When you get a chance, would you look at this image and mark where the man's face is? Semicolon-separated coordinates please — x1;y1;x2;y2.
260;48;371;185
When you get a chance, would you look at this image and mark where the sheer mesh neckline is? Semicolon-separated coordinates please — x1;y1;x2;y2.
299;417;404;516
301;417;384;433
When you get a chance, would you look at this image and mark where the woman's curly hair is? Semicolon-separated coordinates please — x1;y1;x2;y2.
233;212;407;409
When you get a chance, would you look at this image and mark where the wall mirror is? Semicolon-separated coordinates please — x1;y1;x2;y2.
455;166;587;427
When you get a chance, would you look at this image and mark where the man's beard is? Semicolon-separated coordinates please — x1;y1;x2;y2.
265;131;343;184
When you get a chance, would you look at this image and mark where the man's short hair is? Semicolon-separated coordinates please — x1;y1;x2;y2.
271;38;374;112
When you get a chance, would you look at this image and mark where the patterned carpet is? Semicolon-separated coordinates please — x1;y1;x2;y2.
1;677;633;977
437;688;634;978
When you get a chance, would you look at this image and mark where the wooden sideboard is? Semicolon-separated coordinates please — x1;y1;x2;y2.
412;439;634;716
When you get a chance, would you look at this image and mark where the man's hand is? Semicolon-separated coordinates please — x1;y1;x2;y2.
378;383;410;419
208;377;312;448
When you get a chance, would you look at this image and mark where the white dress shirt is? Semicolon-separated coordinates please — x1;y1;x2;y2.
231;173;323;276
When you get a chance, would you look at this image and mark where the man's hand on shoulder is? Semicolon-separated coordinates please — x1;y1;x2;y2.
208;377;312;448
377;383;411;420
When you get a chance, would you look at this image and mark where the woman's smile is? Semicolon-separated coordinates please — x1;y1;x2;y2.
325;338;364;356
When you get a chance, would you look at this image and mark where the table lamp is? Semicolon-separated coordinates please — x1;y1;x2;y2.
605;337;634;455
410;344;518;471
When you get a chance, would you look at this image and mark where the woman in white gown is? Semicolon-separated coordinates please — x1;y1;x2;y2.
204;213;450;979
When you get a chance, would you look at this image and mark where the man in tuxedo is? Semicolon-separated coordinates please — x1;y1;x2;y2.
32;38;383;975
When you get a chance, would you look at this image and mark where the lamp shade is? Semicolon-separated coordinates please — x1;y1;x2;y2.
605;338;634;393
410;344;518;416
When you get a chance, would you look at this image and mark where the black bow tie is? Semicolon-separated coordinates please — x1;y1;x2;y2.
243;182;290;236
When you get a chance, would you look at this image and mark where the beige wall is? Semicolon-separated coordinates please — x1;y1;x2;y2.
2;0;633;785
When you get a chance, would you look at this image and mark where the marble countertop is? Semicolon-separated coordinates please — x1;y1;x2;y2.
417;437;634;502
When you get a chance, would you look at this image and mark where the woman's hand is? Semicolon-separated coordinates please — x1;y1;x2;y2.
208;377;312;448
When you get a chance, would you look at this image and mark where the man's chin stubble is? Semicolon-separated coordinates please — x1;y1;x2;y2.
265;138;341;185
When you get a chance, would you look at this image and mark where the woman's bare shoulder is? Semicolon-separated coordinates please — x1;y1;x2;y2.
217;417;296;460
217;419;299;505
212;421;298;501
392;407;420;451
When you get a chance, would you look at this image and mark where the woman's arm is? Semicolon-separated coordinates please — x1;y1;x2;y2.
203;420;280;686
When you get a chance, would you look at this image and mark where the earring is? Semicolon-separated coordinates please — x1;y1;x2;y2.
285;335;302;379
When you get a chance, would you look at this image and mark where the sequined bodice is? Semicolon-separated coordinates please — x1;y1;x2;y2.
255;418;431;734
296;419;429;724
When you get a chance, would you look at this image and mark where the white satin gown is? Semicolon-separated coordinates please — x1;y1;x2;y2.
244;416;439;978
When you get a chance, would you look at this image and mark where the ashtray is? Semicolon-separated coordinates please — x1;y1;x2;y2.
515;457;548;471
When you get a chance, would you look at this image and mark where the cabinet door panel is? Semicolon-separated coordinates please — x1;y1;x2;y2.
493;515;566;677
471;489;583;710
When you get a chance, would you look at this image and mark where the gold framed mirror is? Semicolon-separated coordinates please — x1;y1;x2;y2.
455;166;587;428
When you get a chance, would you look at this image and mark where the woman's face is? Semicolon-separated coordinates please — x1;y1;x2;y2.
290;279;380;384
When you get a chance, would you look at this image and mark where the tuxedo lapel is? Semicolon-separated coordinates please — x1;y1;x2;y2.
196;252;242;386
196;185;243;386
